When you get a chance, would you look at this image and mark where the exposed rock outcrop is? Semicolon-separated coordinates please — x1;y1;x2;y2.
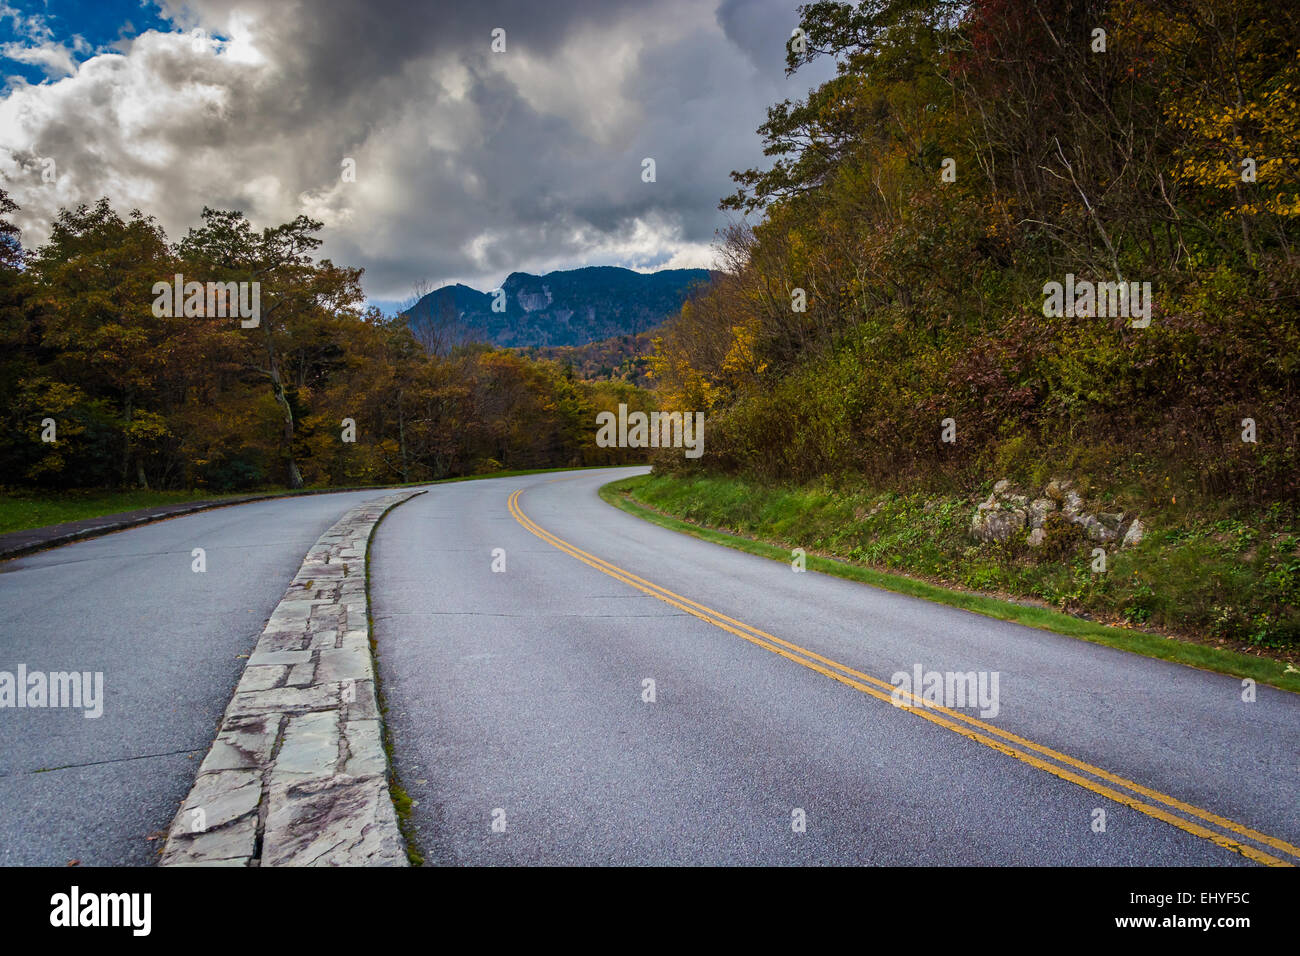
970;477;1144;549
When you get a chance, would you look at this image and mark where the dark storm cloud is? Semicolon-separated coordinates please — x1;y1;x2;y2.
1;0;832;303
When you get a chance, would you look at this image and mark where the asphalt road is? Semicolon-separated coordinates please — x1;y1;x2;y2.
3;468;1297;867
0;489;396;865
371;467;1300;865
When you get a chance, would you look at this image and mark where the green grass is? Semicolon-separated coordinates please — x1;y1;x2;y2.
0;488;238;534
0;464;627;536
365;493;427;866
599;474;1300;695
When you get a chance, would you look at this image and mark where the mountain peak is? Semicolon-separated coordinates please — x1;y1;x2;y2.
404;265;711;349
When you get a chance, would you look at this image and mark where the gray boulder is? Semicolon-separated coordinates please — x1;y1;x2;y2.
1028;498;1056;530
971;507;1027;543
1097;511;1125;533
1044;478;1074;502
1122;518;1145;547
1078;514;1118;543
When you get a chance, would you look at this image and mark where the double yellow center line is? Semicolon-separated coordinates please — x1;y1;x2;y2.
509;487;1299;866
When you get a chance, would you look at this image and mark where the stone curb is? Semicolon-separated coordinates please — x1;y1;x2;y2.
159;489;424;867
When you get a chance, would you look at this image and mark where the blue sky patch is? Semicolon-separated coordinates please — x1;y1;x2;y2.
0;1;175;86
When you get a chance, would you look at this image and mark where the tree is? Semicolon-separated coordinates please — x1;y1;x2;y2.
179;209;363;488
24;200;176;487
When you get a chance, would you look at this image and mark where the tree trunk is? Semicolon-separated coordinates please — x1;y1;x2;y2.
122;392;134;488
264;331;303;489
397;390;409;483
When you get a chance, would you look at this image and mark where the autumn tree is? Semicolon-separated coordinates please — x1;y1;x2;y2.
19;200;182;487
178;209;363;488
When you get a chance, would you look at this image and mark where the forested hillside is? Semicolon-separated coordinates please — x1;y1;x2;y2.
655;0;1297;496
519;331;659;388
644;0;1299;648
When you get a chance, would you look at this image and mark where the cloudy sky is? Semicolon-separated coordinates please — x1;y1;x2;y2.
0;0;831;310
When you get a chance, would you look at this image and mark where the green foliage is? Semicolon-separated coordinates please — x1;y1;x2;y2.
0;188;655;493
658;0;1300;503
651;1;1298;653
0;488;228;534
1039;511;1087;562
629;471;1300;649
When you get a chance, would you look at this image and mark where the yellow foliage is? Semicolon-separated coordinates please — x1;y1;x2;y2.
1137;3;1300;219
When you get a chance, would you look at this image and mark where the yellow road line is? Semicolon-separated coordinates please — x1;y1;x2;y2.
508;487;1298;867
516;492;1299;862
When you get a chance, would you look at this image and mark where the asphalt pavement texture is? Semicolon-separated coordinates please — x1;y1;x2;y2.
370;467;1298;865
3;468;1296;867
0;489;397;865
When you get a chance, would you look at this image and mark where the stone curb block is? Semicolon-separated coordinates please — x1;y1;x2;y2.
158;489;424;867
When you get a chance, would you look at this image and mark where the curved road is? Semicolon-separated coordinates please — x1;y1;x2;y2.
3;468;1297;866
370;467;1299;865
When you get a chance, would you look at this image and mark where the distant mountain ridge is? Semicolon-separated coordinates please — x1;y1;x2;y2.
402;265;711;349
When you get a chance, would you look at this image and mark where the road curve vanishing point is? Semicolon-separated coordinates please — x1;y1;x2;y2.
4;468;1296;867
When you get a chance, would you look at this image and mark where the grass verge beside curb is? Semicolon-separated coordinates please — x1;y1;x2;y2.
599;475;1300;695
0;465;628;558
365;492;426;866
